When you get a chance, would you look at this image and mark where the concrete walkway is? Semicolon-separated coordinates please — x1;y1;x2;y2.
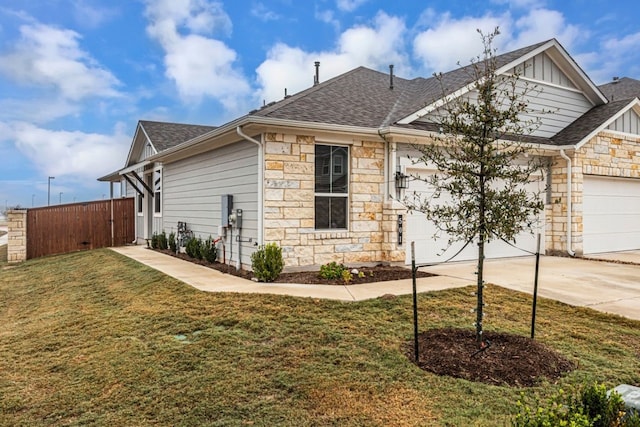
110;245;470;302
111;246;640;321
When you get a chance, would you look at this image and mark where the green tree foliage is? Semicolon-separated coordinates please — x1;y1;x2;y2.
406;28;545;348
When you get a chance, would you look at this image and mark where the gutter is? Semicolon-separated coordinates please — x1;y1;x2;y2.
236;126;264;258
559;149;575;256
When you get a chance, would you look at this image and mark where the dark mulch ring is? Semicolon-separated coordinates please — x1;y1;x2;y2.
405;327;576;387
152;248;434;284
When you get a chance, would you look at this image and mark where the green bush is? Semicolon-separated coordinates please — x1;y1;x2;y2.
150;233;159;249
158;231;168;250
251;243;284;282
201;236;218;263
185;237;203;259
319;261;346;280
513;383;636;427
168;232;177;253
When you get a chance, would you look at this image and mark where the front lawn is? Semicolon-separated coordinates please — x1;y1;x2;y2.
0;249;638;426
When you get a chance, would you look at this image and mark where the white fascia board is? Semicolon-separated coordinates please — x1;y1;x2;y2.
397;41;556;126
119;160;151;175
138;123;158;155
574;98;640;150
148;116;382;163
382;125;575;153
123;122;143;168
396;83;476;125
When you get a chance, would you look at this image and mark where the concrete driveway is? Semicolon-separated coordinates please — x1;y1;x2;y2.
422;254;640;320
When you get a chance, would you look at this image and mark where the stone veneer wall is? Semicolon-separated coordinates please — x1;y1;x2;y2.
7;210;27;263
262;132;404;268
547;130;640;255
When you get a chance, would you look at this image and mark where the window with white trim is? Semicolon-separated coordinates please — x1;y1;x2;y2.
315;145;348;229
153;168;162;215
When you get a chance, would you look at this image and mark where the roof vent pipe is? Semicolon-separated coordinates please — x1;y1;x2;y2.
389;64;394;90
314;61;320;86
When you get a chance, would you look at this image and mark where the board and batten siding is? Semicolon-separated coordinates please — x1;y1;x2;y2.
162;140;259;268
607;109;640;134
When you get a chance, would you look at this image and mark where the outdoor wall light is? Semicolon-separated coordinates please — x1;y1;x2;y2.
395;167;408;190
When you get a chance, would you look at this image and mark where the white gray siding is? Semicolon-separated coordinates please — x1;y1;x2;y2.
162;140;259;267
607;109;640;134
418;76;594;138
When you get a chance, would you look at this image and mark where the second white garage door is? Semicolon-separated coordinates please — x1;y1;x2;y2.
583;176;640;254
404;168;545;265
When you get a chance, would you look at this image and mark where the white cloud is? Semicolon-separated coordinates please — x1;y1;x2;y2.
256;12;409;103
144;0;250;108
336;0;369;12
0;121;130;179
0;23;121;100
251;2;280;22
413;13;507;73
72;0;118;29
582;32;640;84
412;7;583;74
507;8;581;51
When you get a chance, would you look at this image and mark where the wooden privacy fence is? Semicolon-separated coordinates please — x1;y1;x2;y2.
27;198;135;259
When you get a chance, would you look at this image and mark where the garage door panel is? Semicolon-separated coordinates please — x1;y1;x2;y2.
583;176;640;254
405;168;545;264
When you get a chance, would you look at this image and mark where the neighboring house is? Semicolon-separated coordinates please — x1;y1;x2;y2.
101;39;640;269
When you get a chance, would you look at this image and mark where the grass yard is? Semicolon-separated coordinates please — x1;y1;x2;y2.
1;250;639;426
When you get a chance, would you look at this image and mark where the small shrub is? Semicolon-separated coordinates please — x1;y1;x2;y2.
185;237;203;259
341;269;353;285
513;383;636;427
319;262;346;280
158;231;168;250
251;243;284;282
201;236;218;263
582;383;625;427
168;232;177;253
150;233;159;249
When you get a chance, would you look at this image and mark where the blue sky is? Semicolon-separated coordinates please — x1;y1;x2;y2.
1;0;639;210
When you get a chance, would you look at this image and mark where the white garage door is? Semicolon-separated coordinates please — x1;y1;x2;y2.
405;168;545;264
583;176;640;254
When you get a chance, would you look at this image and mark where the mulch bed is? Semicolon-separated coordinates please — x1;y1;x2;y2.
153;248;433;285
405;327;575;387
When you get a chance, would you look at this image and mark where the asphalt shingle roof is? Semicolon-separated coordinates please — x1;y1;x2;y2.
139;120;217;152
252;40;551;128
551;99;632;146
598;77;640;102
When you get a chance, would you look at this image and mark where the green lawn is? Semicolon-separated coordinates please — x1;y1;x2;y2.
1;250;638;426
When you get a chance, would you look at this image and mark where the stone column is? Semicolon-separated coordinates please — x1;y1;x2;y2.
7;209;27;263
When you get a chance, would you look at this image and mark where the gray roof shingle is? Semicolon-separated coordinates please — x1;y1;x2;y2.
598;77;640;101
139;120;217;152
252;40;551;128
551;100;631;146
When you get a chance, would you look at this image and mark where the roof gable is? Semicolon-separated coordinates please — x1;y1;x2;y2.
124;120;217;167
551;98;640;147
397;39;607;125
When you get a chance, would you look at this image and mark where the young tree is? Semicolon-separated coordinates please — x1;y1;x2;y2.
407;29;545;349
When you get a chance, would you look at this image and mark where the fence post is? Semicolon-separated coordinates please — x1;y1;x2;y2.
7;209;28;263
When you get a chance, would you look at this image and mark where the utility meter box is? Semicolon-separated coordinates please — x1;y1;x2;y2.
235;209;243;229
221;194;233;226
